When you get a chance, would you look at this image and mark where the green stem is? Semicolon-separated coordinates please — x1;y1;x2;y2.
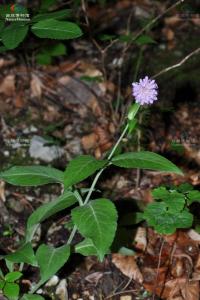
65;123;130;248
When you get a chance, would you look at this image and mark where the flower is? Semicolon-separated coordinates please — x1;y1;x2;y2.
132;76;158;105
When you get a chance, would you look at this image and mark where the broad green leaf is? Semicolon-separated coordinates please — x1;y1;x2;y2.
4;282;19;298
36;244;70;285
64;155;107;188
135;34;156;45
36;52;52;65
112;151;183;175
0;166;64;186
2;24;29;49
22;295;45;300
187;190;200;205
75;238;98;256
143;202;193;234
163;191;185;212
6;243;37;266
48;43;67;56
31;19;82;40
72;199;118;260
152;187;169;199
5;272;22;282
32;9;72;22
177;183;194;193
26;191;77;242
152;188;185;212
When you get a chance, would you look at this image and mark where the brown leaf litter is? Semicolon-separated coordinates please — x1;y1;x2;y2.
112;228;200;300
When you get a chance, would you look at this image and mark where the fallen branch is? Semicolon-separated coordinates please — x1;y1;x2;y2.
153;47;200;78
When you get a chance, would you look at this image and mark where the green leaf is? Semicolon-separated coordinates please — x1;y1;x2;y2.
143;202;193;234
5;272;22;282
152;187;169;199
135;34;156;46
5;260;14;273
127;103;140;121
3;282;19;298
33;9;72;22
26;191;77;242
2;24;29;49
187;190;200;205
64;155;107;188
48;43;67;56
118;34;134;42
112;151;183;175
71;199;118;260
22;294;45;300
6;243;37;266
75;238;98;256
36;52;52;65
177;183;194;193
0;279;5;289
163;191;185;212
0;166;64;186
36;244;70;285
31;19;83;40
98;34;116;41
0;20;4;33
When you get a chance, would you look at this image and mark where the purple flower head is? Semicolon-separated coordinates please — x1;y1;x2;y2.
132;76;158;105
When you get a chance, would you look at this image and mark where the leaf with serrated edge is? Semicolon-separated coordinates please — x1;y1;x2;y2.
31;19;82;40
72;199;117;260
36;244;70;285
64;155;107;188
26;191;77;242
112;151;183;175
0;165;64;186
75;238;98;256
6;243;37;266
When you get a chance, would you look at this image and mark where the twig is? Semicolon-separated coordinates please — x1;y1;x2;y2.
153;47;200;78
134;0;185;41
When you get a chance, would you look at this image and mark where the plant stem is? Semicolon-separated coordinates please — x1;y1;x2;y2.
65;123;130;247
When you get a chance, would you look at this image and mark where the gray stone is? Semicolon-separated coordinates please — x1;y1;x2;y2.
29;135;65;162
55;279;68;300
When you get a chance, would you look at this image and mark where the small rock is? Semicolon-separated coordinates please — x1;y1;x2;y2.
55;279;68;300
29;135;65;162
45;275;59;287
3;150;10;157
7;197;24;213
135;6;150;18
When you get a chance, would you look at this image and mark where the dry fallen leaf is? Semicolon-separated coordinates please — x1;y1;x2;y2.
112;254;143;283
0;74;15;96
134;227;147;251
30;73;43;98
82;133;98;151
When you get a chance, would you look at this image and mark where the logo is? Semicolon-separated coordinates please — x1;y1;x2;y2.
4;3;30;22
